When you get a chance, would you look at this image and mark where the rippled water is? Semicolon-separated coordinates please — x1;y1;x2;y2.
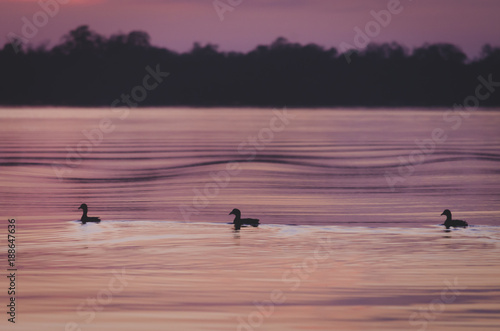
10;221;500;331
1;107;499;225
1;108;499;330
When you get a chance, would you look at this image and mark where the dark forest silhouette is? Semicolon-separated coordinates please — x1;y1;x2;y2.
1;25;499;107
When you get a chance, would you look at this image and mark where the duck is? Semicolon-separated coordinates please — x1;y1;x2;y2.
79;203;101;224
441;209;468;229
229;208;260;230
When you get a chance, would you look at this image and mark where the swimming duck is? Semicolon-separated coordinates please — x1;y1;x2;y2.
441;209;468;229
79;203;101;224
229;208;259;230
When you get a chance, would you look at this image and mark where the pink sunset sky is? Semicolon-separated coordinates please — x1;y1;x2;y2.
1;0;499;57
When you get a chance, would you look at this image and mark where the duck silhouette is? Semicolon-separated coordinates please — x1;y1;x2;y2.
79;204;101;224
441;209;468;229
229;208;259;230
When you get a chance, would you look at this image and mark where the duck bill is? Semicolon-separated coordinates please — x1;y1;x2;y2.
440;212;445;216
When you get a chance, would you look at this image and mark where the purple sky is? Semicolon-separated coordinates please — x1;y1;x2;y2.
1;0;499;57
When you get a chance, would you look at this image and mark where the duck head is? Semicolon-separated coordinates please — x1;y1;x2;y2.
78;203;88;211
229;208;241;218
441;209;452;220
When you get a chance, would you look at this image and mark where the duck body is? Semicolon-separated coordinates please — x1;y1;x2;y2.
79;204;101;224
229;208;259;230
441;209;467;229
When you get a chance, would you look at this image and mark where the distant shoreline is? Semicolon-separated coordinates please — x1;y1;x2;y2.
2;26;499;108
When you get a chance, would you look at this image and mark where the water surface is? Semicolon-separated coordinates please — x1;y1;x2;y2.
1;107;499;225
11;221;500;331
0;107;499;330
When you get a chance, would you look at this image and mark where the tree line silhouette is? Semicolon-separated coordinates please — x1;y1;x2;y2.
1;25;499;107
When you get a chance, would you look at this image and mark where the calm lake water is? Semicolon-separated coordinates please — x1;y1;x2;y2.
0;107;499;330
